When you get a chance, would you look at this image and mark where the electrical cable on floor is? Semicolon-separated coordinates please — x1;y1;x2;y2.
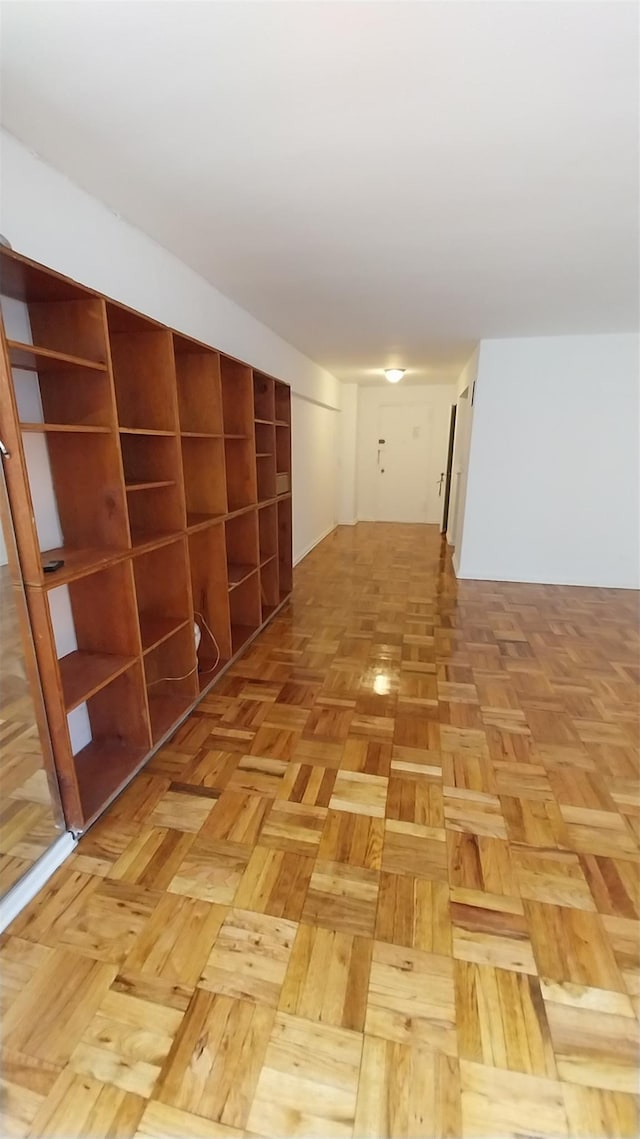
147;611;221;686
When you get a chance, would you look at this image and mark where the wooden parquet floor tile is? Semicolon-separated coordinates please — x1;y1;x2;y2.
2;523;639;1137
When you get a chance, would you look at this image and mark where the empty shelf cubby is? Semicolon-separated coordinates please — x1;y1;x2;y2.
260;557;280;622
132;538;192;654
225;511;259;590
224;438;257;512
49;560;140;713
108;306;179;432
188;523;232;685
174;336;224;435
221;356;254;436
71;663;151;823
229;573;261;656
253;372;275;422
28;430;130;568
278;497;293;599
144;624;199;743
274;381;291;425
258;503;278;563
181;435;227;527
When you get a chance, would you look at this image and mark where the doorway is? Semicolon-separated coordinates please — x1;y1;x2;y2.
375;402;445;523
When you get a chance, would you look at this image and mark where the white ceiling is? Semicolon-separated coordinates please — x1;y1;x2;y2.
1;1;637;386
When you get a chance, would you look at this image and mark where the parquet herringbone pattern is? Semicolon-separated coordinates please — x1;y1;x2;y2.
2;523;639;1138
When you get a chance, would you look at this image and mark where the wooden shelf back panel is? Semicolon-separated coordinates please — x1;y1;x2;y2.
258;503;278;562
1;248;95;304
225;510;259;572
74;662;152;820
189;523;232;665
144;624;198;730
109;323;179;431
63;558;141;657
28;298;109;364
253;372;275;422
181;436;227;518
260;556;279;622
120;432;183;486
175;344;223;434
132;538;192;653
274;381;291;426
221;356;254;435
229;572;261;650
224;437;257;512
59;650;136;713
278;497;293;598
127;483;186;543
276;422;292;475
44;431;130;553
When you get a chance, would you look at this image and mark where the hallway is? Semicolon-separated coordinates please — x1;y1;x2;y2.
2;522;639;1137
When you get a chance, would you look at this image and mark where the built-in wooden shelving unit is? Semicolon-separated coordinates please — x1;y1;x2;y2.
0;248;293;833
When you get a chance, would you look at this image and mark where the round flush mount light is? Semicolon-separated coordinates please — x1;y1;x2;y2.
384;368;405;384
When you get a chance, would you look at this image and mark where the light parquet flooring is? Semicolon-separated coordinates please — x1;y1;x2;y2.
2;523;639;1138
0;565;62;892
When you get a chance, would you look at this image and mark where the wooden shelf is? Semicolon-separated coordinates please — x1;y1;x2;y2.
125;479;175;493
20;423;111;434
119;427;176;436
186;512;225;532
7;340;108;373
75;739;148;823
130;528;182;552
1;246;293;834
227;563;257;589
36;546;125;589
139;614;189;654
197;658;227;693
147;694;193;743
59;650;135;712
181;431;223;439
231;624;257;655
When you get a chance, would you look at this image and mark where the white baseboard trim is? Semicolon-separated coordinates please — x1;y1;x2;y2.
293;523;338;567
0;831;76;933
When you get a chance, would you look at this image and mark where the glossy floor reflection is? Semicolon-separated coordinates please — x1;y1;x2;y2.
2;523;639;1137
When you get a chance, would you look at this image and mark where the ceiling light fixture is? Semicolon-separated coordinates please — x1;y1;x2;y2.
384;368;405;384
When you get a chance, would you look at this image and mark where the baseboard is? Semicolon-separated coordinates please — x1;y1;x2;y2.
0;831;76;933
293;523;338;566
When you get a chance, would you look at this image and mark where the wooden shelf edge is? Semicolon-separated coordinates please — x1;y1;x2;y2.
20;422;112;434
7;340;108;373
126;479;176;493
119;427;176;436
140;614;191;655
227;563;259;590
181;431;224;439
59;650;137;712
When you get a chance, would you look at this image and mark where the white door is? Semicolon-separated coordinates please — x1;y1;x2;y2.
375;403;443;523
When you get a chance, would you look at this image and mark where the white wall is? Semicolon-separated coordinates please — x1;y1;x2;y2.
457;333;640;588
0;129;341;567
447;346;479;560
336;383;358;526
291;396;338;563
356;383;456;522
